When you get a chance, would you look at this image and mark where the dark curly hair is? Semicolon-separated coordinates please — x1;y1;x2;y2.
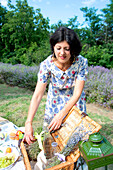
50;26;82;62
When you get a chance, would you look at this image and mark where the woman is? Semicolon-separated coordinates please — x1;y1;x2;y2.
24;26;88;145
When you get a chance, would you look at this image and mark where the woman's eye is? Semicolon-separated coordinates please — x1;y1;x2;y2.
65;48;70;51
56;48;70;51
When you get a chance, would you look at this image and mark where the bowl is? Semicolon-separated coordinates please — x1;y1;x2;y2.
0;144;20;169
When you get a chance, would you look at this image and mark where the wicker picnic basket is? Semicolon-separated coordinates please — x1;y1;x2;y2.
20;106;102;170
45;106;102;170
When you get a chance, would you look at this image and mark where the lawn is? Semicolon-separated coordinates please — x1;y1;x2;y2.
0;83;113;161
0;84;46;129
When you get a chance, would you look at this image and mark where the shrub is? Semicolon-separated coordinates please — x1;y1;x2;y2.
81;45;113;68
85;66;113;108
0;62;113;108
20;41;51;66
0;62;39;91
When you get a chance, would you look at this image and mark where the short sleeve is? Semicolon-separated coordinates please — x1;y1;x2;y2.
77;58;88;81
38;61;50;83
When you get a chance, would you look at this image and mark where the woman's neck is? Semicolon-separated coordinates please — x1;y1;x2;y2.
52;57;72;71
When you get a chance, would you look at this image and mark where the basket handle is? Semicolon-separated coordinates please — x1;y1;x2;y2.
81;112;88;118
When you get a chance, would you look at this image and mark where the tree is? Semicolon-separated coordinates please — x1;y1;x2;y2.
50;20;67;33
80;7;102;46
67;16;80;29
101;0;113;43
78;27;95;46
0;3;7;58
50;16;80;33
34;8;50;41
1;0;50;64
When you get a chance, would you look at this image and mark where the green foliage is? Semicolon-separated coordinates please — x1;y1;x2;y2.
0;0;113;68
0;0;50;64
19;39;51;66
101;0;113;41
80;7;102;34
19;43;38;66
81;44;113;68
1;39;51;66
50;20;67;32
79;27;96;46
0;4;7;58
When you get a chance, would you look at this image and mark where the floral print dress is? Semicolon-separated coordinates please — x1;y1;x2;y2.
38;55;88;121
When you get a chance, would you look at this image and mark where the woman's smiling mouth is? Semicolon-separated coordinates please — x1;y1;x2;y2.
60;56;66;60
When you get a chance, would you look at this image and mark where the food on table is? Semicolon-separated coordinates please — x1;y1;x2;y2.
0;154;15;168
0;132;7;143
19;133;24;139
9;132;16;140
15;130;24;139
6;147;12;153
0;132;5;140
16;130;23;136
9;130;24;140
15;135;19;140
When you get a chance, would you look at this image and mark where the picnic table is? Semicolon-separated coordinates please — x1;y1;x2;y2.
0;117;31;170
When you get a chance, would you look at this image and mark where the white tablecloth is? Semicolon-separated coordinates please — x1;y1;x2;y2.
0;119;26;170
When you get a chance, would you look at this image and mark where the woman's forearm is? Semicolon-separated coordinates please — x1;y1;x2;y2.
26;96;42;123
26;82;47;123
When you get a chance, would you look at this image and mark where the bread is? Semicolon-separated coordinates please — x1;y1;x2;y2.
9;132;16;140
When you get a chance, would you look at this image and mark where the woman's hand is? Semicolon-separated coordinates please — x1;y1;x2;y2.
23;122;35;145
48;113;63;132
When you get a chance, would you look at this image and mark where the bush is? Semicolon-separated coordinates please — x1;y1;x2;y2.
0;62;113;108
20;41;51;66
85;66;113;108
81;45;113;68
1;39;51;66
0;62;39;91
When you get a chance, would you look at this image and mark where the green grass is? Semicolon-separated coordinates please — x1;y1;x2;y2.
88;112;113;145
0;84;46;129
88;112;111;124
0;83;113;161
0;84;46;160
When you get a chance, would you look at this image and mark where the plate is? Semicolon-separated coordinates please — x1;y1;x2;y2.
0;144;20;170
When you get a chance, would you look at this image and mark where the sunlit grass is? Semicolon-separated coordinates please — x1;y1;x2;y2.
0;84;46;128
88;112;113;144
0;84;113;160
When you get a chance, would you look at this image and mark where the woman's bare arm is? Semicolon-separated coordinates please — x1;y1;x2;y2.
24;81;47;144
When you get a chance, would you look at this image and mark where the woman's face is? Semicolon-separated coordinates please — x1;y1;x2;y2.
54;41;71;64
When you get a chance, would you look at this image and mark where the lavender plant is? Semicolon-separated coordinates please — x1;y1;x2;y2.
45;124;92;168
0;63;112;108
0;62;39;91
85;66;113;108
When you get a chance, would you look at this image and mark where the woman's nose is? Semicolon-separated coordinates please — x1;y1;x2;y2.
60;48;65;55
